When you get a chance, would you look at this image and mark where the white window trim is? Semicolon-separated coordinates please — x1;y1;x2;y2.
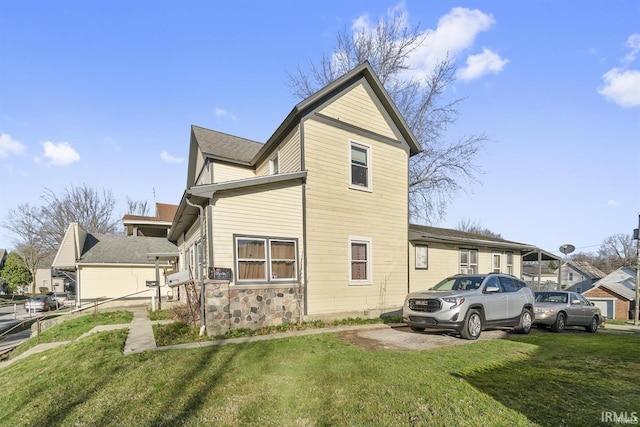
506;252;514;275
349;235;372;285
459;248;478;274
269;239;297;282
269;151;280;175
492;252;502;273
236;237;268;283
415;244;428;269
349;140;372;192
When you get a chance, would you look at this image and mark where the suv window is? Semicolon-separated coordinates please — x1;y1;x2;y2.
499;276;518;292
484;276;503;292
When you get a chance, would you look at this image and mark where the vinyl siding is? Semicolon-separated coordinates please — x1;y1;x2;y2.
303;116;409;316
318;81;402;141
77;264;172;299
256;126;302;176
409;243;524;293
213;162;255;182
210;181;303;282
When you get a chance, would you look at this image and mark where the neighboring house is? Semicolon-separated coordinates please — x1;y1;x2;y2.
34;265;72;294
0;248;6;269
583;267;637;320
168;62;421;334
123;202;178;237
408;225;558;292
522;265;559;290
52;222;178;307
563;261;606;292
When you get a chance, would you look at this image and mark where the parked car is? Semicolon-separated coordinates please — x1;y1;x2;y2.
403;273;535;340
533;291;602;333
50;292;74;309
24;295;54;312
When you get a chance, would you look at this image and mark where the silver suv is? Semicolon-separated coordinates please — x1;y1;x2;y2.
403;273;534;340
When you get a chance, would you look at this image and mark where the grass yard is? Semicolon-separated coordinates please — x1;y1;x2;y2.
0;326;638;426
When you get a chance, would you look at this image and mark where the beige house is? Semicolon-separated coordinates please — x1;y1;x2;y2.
408;225;542;293
52;222;178;307
168;62;421;334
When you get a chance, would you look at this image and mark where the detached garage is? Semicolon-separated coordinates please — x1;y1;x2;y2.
583;267;636;320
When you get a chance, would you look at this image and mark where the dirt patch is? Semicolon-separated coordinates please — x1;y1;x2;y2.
336;325;508;351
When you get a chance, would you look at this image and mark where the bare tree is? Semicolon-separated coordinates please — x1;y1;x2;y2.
597;233;635;270
288;9;487;222
37;184;120;252
126;197;150;216
456;218;503;239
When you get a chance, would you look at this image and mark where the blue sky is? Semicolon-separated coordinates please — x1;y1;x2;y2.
1;0;639;257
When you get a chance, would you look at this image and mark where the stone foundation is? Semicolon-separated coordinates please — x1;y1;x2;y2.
204;280;302;336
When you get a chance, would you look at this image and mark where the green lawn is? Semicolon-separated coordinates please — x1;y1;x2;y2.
0;327;637;426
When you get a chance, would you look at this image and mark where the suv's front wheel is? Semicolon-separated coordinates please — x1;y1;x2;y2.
515;308;533;334
460;309;482;340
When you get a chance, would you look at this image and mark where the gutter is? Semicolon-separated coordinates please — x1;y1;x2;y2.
185;196;207;336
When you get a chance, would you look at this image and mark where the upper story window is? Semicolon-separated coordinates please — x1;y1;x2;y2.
350;142;371;191
269;152;279;175
415;245;428;269
568;272;574;281
460;248;478;274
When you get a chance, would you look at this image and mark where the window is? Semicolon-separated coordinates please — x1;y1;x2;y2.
235;237;297;283
270;240;296;280
568;272;574;281
499;276;518;292
506;252;514;275
269;152;279;174
459;249;478;274
349;236;372;284
415;245;428;269
350;142;371;190
492;253;502;273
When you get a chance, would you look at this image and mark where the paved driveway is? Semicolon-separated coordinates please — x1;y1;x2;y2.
337;325;508;351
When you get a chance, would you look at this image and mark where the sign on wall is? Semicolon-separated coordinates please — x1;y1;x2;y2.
209;267;232;281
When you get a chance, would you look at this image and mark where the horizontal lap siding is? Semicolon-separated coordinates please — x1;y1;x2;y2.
78;265;170;299
409;243;459;292
213;162;254;182
256;126;301;176
319;82;401;141
211;182;303;281
304;118;409;315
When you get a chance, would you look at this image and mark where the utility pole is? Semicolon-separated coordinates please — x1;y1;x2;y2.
634;214;639;326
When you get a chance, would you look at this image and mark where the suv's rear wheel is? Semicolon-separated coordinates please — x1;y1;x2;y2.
516;308;533;334
460;309;482;340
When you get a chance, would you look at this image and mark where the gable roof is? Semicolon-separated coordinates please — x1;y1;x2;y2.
79;234;177;264
564;261;606;279
584;267;636;301
409;224;535;251
191;125;262;165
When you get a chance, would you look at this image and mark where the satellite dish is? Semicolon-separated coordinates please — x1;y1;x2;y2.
559;244;575;255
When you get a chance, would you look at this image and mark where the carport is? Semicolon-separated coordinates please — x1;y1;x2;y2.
522;248;562;290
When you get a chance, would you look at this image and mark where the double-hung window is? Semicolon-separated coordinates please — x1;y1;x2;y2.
349;236;372;285
492;252;502;273
506;252;514;274
415;245;428;269
269;152;279;175
350;142;371;190
236;237;297;283
459;249;478;274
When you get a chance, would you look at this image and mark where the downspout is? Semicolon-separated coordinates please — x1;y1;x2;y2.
185;196;207;336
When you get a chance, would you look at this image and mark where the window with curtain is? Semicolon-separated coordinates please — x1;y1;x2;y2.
235;237;297;283
349;236;371;284
415;245;428;269
350;142;370;189
492;253;502;273
270;240;296;280
506;252;514;274
237;238;267;281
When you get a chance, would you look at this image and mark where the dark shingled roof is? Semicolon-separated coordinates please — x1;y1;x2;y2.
191;125;262;164
79;234;177;264
409;224;531;247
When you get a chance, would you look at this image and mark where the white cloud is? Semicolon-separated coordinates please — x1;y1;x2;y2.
214;107;237;121
598;68;640;108
624;33;640;64
160;151;184;163
0;133;26;158
458;48;509;81
42;141;80;166
408;7;498;79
